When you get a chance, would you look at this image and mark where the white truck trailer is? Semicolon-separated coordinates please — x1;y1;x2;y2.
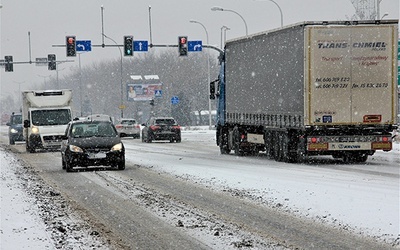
22;89;73;153
211;20;398;163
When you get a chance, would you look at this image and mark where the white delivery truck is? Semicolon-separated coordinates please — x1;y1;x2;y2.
211;20;398;163
22;89;73;153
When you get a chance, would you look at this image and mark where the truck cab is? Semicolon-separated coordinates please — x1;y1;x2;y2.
23;90;73;153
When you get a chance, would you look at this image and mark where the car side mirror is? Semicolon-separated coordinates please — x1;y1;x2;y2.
210;79;217;100
6;122;10;126
23;120;30;128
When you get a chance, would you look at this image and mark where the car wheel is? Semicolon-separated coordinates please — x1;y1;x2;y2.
117;159;125;170
62;156;66;169
9;137;15;145
65;161;73;172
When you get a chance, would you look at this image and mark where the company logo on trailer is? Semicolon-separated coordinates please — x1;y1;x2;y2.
317;42;386;49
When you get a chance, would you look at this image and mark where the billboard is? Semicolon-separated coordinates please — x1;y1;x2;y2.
127;75;162;101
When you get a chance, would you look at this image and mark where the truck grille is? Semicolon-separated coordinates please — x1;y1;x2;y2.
43;135;64;142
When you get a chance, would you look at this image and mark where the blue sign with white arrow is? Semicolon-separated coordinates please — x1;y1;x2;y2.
134;41;148;52
76;40;91;52
188;41;202;52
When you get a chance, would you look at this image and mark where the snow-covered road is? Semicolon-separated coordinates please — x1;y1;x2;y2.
124;128;400;246
1;126;399;248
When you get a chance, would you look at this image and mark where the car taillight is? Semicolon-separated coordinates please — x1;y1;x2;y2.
135;125;140;128
172;125;180;130
115;124;122;129
150;125;160;130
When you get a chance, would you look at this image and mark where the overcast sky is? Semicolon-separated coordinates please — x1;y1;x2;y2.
0;0;399;101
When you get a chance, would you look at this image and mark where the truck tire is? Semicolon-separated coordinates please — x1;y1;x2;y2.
233;127;243;156
343;152;368;163
26;143;35;153
273;132;283;161
218;130;230;154
265;132;273;159
281;133;290;162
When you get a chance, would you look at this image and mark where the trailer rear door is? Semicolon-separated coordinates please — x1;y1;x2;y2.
306;24;397;126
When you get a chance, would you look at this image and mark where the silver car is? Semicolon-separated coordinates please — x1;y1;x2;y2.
115;118;140;138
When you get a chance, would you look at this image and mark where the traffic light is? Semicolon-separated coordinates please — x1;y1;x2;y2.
66;36;76;57
48;54;56;70
124;36;133;56
5;56;13;72
178;36;188;56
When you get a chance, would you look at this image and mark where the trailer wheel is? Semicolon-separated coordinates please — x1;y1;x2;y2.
343;152;368;163
233;127;243;156
281;133;290;162
273;132;283;161
356;154;368;163
219;130;230;154
265;131;274;159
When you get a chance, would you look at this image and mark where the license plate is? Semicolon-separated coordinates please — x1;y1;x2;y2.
88;152;106;159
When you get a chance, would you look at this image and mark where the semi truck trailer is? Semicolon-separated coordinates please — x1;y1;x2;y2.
211;20;398;163
22;89;73;153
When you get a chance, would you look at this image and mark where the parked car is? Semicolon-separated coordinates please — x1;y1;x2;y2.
115;118;140;138
6;112;24;145
141;117;181;143
60;120;125;172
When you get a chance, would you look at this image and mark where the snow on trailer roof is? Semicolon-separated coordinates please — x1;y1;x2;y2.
225;19;399;44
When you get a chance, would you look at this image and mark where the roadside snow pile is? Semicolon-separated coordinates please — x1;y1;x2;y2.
0;147;111;249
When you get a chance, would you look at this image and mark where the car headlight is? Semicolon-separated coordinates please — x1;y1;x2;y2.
69;145;83;153
111;143;123;152
31;126;39;134
10;128;18;133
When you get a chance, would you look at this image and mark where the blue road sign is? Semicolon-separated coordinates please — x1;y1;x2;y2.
134;41;148;52
171;96;179;105
155;89;162;98
76;40;91;52
188;41;202;52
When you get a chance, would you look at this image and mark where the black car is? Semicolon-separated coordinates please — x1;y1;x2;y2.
141;117;181;143
6;112;24;145
61;120;125;172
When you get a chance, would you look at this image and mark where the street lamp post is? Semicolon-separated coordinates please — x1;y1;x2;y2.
220;26;230;49
254;0;284;27
13;81;25;109
101;6;124;119
189;19;212;129
104;34;124;119
211;6;248;36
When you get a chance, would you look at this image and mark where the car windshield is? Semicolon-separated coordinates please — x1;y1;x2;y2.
155;119;176;125
71;122;117;138
11;115;22;125
31;109;71;126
